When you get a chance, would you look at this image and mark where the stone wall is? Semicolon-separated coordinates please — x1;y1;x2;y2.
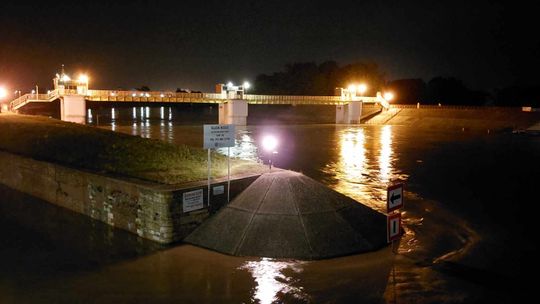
0;150;259;244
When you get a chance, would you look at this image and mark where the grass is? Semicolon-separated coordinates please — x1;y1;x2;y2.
0;114;266;184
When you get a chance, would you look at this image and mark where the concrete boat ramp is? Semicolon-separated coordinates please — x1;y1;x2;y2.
185;170;388;260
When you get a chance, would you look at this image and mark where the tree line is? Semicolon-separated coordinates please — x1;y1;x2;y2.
251;61;540;107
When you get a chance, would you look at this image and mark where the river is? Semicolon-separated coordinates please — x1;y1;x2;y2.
1;105;539;303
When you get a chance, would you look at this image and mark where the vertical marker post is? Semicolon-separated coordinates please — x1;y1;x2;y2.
207;148;211;208
227;146;231;203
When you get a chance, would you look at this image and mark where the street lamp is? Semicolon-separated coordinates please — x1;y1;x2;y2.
0;87;7;99
384;92;394;101
262;135;278;170
357;84;367;96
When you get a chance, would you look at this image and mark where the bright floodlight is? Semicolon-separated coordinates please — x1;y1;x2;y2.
61;74;71;82
262;135;278;152
347;84;357;92
243;81;251;89
384;92;394;101
227;81;233;87
358;84;367;94
0;87;7;99
78;74;89;84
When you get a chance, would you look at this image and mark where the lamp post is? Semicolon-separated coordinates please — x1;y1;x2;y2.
0;87;7;112
358;83;367;96
262;135;278;170
243;81;250;94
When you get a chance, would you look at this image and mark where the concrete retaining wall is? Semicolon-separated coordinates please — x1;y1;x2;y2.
0;150;259;244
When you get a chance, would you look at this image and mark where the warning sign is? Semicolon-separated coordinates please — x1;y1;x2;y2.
183;189;204;213
387;213;402;243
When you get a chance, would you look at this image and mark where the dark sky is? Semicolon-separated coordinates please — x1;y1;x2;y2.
1;0;538;93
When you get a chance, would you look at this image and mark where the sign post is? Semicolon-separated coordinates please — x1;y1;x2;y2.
386;182;405;253
387;183;404;213
203;124;236;207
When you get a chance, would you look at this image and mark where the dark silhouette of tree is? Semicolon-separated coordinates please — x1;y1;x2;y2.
386;79;426;104
424;77;489;105
136;86;151;91
253;61;385;95
495;85;540;107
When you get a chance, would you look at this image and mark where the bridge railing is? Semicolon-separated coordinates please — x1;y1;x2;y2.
244;94;381;105
86;90;224;103
9;94;31;110
9;90;59;111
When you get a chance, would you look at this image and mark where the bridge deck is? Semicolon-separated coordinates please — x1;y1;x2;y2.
9;89;383;110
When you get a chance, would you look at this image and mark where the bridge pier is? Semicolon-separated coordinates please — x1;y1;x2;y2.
336;101;363;124
60;95;86;124
219;99;248;125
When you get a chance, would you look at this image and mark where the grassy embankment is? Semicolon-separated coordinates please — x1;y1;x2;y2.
0;114;266;184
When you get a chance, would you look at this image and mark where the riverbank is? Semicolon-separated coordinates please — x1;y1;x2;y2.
365;106;540;131
0;114;269;244
0;114;266;184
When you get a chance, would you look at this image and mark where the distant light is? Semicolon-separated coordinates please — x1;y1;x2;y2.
61;74;71;82
262;135;278;152
31;90;36;94
0;87;7;99
227;81;233;87
384;92;394;101
160;93;164;98
110;92;117;96
78;74;89;84
140;93;144;97
243;81;251;89
132;93;137;97
358;84;367;94
144;93;150;97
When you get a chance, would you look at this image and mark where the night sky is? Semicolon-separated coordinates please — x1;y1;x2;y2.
1;1;538;93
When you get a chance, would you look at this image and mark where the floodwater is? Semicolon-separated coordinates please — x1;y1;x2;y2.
1;105;539;303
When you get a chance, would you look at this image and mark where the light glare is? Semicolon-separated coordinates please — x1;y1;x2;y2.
262;135;278;152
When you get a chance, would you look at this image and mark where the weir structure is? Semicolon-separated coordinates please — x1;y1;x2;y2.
8;69;390;125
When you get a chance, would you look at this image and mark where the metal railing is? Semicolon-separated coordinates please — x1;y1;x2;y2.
8;88;387;109
9;90;59;111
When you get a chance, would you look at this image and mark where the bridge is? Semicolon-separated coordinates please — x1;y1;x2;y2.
7;71;390;125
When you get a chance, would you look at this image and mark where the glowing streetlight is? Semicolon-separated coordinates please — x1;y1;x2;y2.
61;74;71;82
347;84;357;94
227;81;233;87
243;81;251;90
0;87;7;99
384;92;394;101
78;74;89;84
262;135;279;170
357;83;367;95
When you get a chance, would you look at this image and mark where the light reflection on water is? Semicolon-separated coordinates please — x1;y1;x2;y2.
239;258;308;304
217;131;259;162
322;125;407;213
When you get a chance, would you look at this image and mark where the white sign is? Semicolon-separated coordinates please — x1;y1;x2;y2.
213;185;225;195
387;183;404;213
387;213;401;242
204;124;235;149
183;189;204;213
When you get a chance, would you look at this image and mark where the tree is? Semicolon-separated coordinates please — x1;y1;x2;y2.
386;79;426;104
253;61;385;96
424;77;489;105
136;86;151;91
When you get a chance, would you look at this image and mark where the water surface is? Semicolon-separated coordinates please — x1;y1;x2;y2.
1;105;538;303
